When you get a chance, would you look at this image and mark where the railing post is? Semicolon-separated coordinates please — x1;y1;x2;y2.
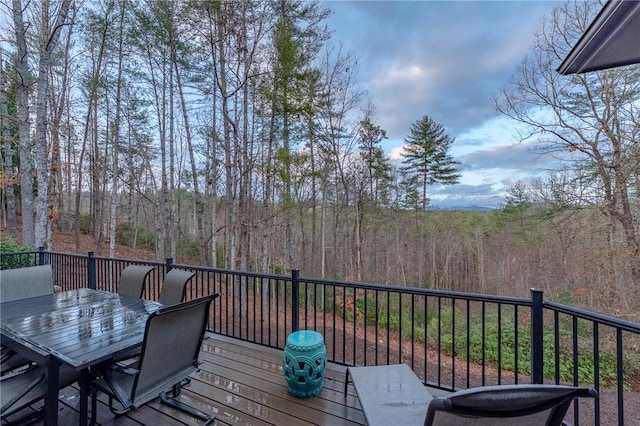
530;288;544;384
166;257;174;273
292;269;299;333
38;246;45;265
87;252;96;290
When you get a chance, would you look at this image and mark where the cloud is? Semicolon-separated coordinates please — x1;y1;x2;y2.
429;180;506;209
388;145;405;161
432;140;559;208
324;0;561;208
459;141;557;173
325;0;556;139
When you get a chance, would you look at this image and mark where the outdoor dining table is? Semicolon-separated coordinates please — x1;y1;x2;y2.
0;288;162;426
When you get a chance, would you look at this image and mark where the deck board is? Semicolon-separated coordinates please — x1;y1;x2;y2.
21;332;367;426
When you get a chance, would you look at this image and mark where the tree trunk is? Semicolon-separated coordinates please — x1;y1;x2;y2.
50;5;76;240
33;0;72;249
0;43;17;237
216;9;236;270
174;49;206;265
75;1;111;251
12;0;35;245
108;0;127;258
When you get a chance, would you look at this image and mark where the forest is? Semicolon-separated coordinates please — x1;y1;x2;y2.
0;1;638;319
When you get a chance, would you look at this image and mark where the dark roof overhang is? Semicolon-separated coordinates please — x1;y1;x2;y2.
557;0;640;75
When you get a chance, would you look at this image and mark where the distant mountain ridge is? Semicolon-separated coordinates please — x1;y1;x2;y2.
431;204;495;212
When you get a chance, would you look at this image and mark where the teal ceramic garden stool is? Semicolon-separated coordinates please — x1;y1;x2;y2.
283;330;327;397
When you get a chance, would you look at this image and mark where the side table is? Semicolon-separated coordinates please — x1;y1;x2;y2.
283;330;327;397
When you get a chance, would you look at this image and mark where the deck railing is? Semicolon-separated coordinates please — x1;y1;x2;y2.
2;249;638;426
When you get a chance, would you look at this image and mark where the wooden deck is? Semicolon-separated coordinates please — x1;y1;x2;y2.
25;333;367;425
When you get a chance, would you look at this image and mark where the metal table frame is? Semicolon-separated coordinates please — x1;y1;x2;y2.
1;288;162;426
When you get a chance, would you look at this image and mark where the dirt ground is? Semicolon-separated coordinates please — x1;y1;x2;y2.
49;229;157;260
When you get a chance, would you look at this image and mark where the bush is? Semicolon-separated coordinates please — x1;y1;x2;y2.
0;238;36;269
176;238;199;261
0;238;32;253
78;214;92;234
135;227;157;251
115;222;133;246
425;306;626;388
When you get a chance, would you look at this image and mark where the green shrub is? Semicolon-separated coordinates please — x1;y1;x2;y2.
0;238;32;253
115;222;133;246
135;227;156;251
78;214;92;234
0;238;36;269
423;306;626;388
176;238;200;261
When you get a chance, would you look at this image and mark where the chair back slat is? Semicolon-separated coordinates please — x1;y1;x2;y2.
131;294;217;407
158;269;195;305
118;265;155;298
0;265;54;303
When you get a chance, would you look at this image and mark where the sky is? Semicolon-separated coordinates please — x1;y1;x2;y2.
323;0;563;209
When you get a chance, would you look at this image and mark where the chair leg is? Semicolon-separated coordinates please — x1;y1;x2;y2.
106;395;130;416
159;391;215;426
344;368;351;395
167;377;193;398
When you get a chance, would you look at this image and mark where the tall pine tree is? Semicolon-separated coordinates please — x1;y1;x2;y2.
401;114;460;287
401;115;460;210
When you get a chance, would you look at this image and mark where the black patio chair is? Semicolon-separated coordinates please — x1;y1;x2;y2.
115;269;196;369
1;265;55;376
424;384;597;426
0;264;54;303
1;362;80;424
158;269;196;305
117;265;155;298
88;293;220;426
0;345;31;376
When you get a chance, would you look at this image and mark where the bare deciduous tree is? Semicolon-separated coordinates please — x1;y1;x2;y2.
496;0;640;284
33;0;72;248
0;41;18;237
12;0;35;245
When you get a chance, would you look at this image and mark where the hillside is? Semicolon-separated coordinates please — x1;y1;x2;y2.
52;230;158;261
2;222;158;262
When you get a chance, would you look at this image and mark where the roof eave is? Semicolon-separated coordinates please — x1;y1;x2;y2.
557;0;640;75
